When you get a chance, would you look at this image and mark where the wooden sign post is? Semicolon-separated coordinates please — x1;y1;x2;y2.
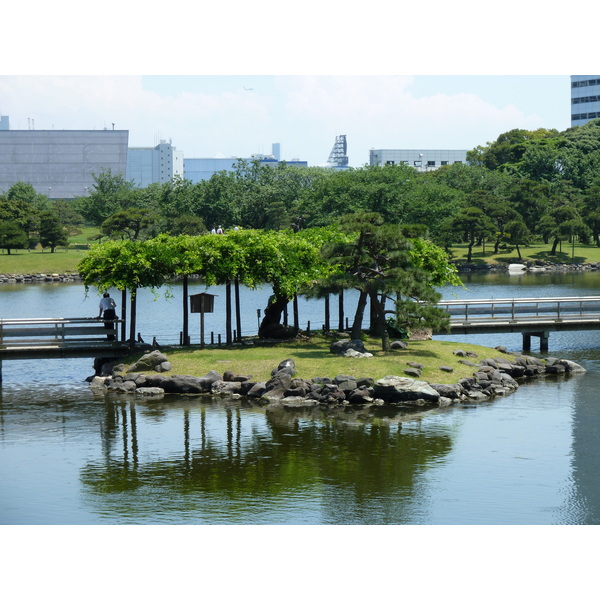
189;293;216;349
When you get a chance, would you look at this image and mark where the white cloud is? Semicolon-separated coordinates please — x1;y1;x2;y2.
0;74;565;167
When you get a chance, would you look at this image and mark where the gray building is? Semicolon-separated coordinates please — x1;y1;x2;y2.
571;75;600;126
126;140;184;188
0;126;129;199
183;143;307;183
369;148;467;172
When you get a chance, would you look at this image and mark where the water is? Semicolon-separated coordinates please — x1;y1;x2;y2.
2;271;600;525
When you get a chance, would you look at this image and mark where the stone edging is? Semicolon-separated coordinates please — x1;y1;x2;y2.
0;272;83;284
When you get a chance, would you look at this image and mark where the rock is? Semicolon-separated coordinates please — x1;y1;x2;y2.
495;345;509;353
89;376;108;391
330;338;368;355
407;361;424;369
458;359;481;367
546;364;566;374
439;365;454;373
373;376;440;403
390;340;408;350
429;383;463;399
247;382;268;397
127;350;169;373
343;348;373;358
556;359;586;373
347;388;373;404
212;380;243;395
154;361;172;372
271;358;297;377
404;368;421;378
135;387;165;397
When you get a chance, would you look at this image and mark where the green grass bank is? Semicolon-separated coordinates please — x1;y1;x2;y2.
121;335;512;386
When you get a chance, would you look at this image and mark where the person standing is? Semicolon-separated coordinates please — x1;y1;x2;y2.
98;293;117;340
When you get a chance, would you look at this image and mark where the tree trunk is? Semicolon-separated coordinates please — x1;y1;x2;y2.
369;290;390;351
324;294;330;332
258;295;290;338
129;288;137;349
121;289;127;342
293;295;299;333
550;237;560;255
515;244;522;259
467;240;474;262
226;281;232;345
234;278;242;342
338;290;345;332
182;276;189;346
350;290;368;339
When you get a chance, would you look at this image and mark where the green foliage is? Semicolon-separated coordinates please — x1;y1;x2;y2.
0;221;28;254
38;210;69;252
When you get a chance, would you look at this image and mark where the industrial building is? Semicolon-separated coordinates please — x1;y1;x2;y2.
183;143;307;184
571;75;600;126
0;116;128;199
369;148;467;172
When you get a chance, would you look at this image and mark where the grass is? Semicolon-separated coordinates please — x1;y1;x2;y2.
121;334;512;386
0;226;99;274
450;241;600;265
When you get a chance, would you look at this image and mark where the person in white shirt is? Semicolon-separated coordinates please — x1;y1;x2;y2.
98;293;117;340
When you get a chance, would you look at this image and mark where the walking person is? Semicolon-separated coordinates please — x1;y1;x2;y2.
98;292;117;340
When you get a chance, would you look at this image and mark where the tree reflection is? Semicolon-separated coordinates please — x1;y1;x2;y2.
81;397;455;524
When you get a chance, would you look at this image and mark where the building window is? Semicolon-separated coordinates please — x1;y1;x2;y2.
414;161;422;167
454;161;462;164
441;161;449;166
427;160;435;167
385;160;395;165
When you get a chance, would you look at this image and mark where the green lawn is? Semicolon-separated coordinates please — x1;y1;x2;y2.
0;226;99;274
450;241;600;265
122;334;511;386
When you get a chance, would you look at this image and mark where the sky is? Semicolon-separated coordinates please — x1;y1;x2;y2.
0;74;575;167
2;3;598;170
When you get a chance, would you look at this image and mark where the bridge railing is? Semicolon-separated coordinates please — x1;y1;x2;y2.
0;317;123;347
438;296;600;322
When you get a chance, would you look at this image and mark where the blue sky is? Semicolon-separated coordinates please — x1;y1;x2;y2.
0;75;574;167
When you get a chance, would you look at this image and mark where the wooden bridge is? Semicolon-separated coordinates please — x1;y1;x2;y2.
0;317;133;382
437;296;600;351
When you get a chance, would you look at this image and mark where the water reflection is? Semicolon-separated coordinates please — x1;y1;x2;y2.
80;396;454;524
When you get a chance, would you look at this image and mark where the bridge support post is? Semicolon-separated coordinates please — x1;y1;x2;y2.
522;331;549;352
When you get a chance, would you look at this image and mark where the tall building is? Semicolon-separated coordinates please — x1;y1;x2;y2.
324;134;349;169
0;115;9;131
126;140;184;187
0;124;129;199
571;75;600;126
369;148;467;172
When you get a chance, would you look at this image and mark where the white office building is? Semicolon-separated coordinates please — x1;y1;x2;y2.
571;76;600;126
369;148;467;172
126;140;184;188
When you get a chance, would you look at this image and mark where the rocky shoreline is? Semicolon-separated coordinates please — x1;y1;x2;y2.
0;272;83;284
2;258;600;285
89;347;586;408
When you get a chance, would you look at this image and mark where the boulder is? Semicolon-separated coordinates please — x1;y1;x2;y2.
390;340;408;350
373;376;440;403
127;350;169;373
556;359;586;373
330;338;368;355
